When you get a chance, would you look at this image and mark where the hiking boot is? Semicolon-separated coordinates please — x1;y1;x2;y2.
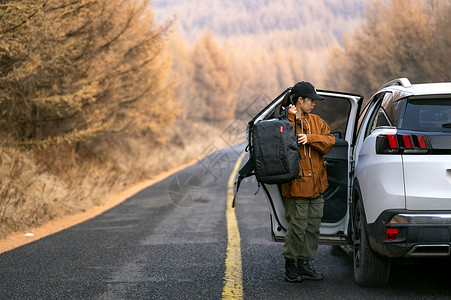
297;259;324;280
284;259;303;283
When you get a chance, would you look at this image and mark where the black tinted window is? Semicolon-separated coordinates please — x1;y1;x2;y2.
393;98;406;126
314;96;351;138
374;108;391;127
401;98;451;132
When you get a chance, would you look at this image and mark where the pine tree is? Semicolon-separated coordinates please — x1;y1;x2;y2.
325;0;451;98
191;30;238;123
0;0;176;149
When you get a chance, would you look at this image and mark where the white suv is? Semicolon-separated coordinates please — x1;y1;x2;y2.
249;78;451;286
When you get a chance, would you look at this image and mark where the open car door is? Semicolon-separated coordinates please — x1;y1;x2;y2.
249;89;362;245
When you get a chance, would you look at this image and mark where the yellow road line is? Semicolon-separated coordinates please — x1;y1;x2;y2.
222;151;246;299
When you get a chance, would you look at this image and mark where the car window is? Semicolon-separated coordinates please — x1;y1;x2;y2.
393;98;406;127
380;92;394;124
263;95;351;138
365;102;382;137
313;96;351;138
356;101;371;136
358;93;386;138
401;98;451;132
371;107;392;131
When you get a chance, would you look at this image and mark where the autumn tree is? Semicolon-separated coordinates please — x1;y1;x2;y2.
191;31;238;123
0;0;176;150
166;29;198;121
325;0;451;99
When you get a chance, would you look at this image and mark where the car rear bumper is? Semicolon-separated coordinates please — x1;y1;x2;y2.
366;210;451;258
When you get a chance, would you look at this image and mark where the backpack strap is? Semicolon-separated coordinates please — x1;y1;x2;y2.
279;105;298;142
232;156;254;207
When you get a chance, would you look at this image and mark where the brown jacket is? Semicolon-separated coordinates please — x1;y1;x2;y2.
281;113;335;199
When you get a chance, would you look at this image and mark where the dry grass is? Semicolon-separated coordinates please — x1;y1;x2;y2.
0;119;242;239
0;148;68;237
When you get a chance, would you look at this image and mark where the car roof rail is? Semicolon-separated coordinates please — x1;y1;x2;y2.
382;78;412;89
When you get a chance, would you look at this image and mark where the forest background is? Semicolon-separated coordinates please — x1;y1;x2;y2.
0;0;449;238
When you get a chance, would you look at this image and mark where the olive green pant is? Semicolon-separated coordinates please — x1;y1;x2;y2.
282;196;324;260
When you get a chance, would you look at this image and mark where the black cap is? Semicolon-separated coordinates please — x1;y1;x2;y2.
291;81;324;100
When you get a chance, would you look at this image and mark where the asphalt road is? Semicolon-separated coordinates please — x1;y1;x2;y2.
1;144;451;299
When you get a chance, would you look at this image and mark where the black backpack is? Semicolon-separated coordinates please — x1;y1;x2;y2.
232;107;300;206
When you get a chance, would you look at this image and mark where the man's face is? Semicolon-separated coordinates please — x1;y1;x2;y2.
298;97;316;114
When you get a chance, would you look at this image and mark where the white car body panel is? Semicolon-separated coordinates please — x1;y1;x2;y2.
355;129;406;223
404;155;451;210
265;184;288;230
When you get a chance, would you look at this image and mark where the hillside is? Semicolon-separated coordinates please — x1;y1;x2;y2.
151;0;374;99
152;0;371;48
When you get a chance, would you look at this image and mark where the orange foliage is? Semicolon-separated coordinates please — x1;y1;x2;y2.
325;0;451;99
0;0;177;149
191;31;238;123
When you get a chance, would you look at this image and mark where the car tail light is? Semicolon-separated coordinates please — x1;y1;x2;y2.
402;135;413;149
376;134;430;154
386;228;398;241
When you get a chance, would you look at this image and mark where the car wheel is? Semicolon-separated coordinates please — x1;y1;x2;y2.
353;200;390;286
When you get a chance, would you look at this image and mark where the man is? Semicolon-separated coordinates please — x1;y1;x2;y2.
281;81;335;282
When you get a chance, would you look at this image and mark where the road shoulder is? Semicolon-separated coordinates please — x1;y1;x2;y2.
0;159;197;254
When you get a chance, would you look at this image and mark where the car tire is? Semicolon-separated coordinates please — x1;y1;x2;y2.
353;200;390;286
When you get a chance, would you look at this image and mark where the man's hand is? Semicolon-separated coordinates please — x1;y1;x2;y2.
298;133;308;145
287;104;297;115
